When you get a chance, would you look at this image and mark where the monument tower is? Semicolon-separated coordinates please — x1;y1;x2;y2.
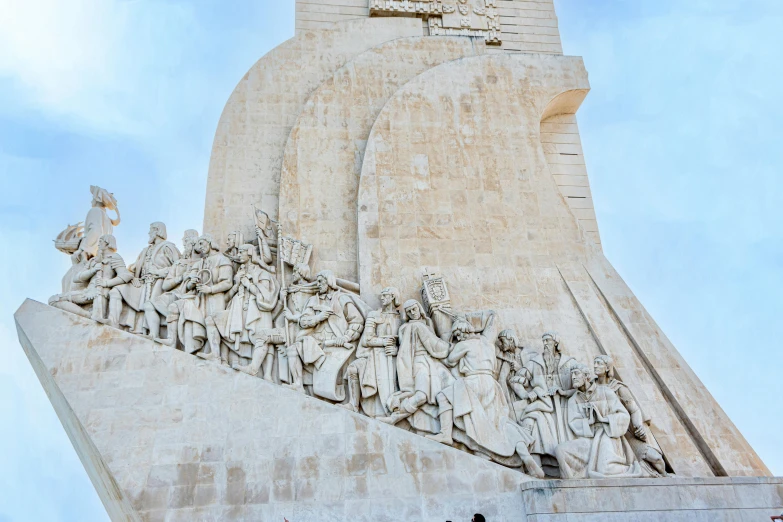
16;1;781;520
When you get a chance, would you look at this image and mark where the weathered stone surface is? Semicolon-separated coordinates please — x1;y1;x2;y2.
15;299;530;521
356;51;769;478
521;476;783;520
280;35;485;282
203;17;423;246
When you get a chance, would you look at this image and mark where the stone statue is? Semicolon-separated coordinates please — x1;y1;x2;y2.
378;299;453;435
425;311;545;479
74;185;120;260
541;332;579;444
144;230;200;343
508;346;558;473
495;329;523;407
49;234;132;322
343;287;403;416
593;355;667;476
187;234;234;364
287;270;368;400
214;243;280;379
108;222;180;333
224;230;244;267
278;263;317;385
554;363;646;479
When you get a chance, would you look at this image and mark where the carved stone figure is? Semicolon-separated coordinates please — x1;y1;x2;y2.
278;263;317;385
377;299;454;435
49;235;132;322
594;355;667;476
288;270;368;400
188;234;234;364
74;186;121;260
509;348;558;472
541;332;579;443
343;287;403;416
495;329;522;407
554;364;646;479
215;244;280;379
108;222;180;333
144;230;200;343
426;311;545;478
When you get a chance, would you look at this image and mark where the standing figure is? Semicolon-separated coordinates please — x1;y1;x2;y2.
108;222;180;333
508;348;558;471
73;186;121;260
541;332;579;444
189;234;234;364
343;287;403;416
554;364;645;479
495;329;523;407
593;355;667;476
426;311;545;479
145;230;200;342
278;263;317;385
224;230;244;269
50;235;132;321
377;300;454;435
217;244;280;379
288;270;368;400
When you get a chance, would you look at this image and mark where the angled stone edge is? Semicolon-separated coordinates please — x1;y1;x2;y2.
15;302;142;522
14;299;533;521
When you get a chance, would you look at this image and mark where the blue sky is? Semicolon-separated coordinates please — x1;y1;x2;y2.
0;0;780;520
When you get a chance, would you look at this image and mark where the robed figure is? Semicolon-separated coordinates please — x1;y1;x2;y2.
379;300;454;435
554;365;645;479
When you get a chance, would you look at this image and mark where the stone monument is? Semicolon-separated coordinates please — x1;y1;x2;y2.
15;1;782;521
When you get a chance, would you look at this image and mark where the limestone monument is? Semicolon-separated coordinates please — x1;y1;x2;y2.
14;1;782;521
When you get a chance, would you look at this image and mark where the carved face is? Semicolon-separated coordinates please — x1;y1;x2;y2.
226;233;236;249
380;291;393;307
98;236;109;253
571;368;586;388
237;248;251;265
499;336;515;352
148;225;160;244
195;238;210;255
593;358;607;379
405;304;421;321
542;335;556;352
316;275;329;294
183;236;196;254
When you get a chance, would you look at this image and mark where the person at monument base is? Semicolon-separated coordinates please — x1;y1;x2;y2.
108;221;180;333
554;364;646;479
343;286;403;416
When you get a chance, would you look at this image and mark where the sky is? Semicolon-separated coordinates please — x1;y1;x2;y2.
0;0;780;520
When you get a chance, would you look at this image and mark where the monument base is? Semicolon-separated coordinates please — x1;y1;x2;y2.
15;299;783;521
522;477;783;521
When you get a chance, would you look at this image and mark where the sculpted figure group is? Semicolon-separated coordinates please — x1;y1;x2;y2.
49;187;670;480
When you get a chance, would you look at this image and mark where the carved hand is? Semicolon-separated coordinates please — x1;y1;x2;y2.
131;278;143;288
384;345;398;357
547;386;561;396
634;425;647;441
197;284;212;294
